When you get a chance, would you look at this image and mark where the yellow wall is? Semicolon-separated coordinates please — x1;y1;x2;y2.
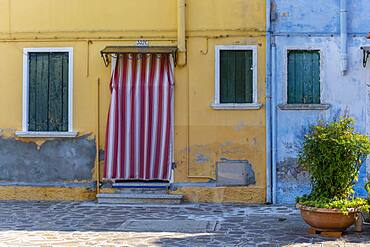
0;186;96;201
0;0;266;203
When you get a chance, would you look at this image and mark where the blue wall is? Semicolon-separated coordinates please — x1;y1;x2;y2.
274;0;370;34
272;0;370;204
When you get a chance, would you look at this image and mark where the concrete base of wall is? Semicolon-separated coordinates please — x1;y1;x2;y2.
100;186;266;204
170;186;265;204
0;185;265;203
0;186;96;201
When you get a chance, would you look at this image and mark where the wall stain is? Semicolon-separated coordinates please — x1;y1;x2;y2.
0;133;96;183
195;153;210;164
277;157;311;203
217;159;256;186
277;157;309;181
175;140;262;182
234;121;246;131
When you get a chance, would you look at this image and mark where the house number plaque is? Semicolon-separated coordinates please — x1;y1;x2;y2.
136;40;149;47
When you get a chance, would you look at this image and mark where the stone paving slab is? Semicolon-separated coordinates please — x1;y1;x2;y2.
117;219;217;233
0;201;369;246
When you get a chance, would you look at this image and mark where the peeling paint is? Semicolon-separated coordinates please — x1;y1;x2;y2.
274;0;370;203
277;158;308;181
277;158;310;204
195;153;210;164
0;134;96;182
216;159;256;186
0;129;17;139
174;136;265;186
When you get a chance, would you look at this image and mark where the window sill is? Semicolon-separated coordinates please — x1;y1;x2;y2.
15;131;78;138
211;103;262;110
278;104;331;111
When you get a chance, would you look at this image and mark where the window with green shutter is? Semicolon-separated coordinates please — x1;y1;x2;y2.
219;49;254;104
28;52;69;132
287;50;320;104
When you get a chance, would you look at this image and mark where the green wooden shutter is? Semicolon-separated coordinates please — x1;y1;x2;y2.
28;52;69;131
288;50;320;104
220;50;253;104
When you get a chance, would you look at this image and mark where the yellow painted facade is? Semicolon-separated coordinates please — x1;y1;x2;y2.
0;186;96;201
171;187;266;204
0;0;266;203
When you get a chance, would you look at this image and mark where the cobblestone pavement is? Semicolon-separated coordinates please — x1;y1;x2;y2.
0;201;369;246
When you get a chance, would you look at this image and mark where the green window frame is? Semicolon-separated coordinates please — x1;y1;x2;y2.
287;50;321;104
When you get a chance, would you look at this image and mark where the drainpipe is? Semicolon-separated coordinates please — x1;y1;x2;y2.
177;0;187;66
265;0;272;204
179;0;208;180
271;42;277;204
340;0;348;75
96;77;100;195
177;0;186;52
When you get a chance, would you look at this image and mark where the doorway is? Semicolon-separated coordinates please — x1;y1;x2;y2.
104;53;174;181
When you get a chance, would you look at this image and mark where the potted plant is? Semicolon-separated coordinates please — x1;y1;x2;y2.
296;116;370;235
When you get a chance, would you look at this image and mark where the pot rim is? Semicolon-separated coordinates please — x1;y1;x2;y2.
296;203;358;214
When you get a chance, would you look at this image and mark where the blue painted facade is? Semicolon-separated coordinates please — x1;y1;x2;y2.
271;0;370;203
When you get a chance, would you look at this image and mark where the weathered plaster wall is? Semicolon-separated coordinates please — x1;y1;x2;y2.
0;0;267;202
0;186;96;201
173;36;266;190
0;134;95;182
170;186;265;204
0;38;101;200
274;0;370;33
273;0;370;204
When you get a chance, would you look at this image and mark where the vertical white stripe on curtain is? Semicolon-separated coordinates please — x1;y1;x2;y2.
105;56;117;179
104;53;174;181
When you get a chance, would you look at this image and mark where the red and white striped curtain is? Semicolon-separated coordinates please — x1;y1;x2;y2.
104;53;174;181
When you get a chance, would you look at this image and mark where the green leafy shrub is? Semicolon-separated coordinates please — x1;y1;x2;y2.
297;195;369;214
296;116;370;213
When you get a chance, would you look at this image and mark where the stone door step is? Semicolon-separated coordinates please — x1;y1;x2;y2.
112;182;170;189
97;193;183;204
112;188;169;194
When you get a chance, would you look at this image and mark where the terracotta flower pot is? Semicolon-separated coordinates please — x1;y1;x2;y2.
297;203;356;232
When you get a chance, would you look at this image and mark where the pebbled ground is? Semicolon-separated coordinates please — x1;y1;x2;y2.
0;201;369;246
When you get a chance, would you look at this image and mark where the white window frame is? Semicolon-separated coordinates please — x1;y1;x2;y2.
16;47;77;138
211;45;261;110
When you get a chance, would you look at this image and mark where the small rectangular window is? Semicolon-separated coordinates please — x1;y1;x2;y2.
287;50;320;104
18;48;75;137
213;45;259;110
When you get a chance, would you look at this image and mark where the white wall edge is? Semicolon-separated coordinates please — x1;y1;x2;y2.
210;103;262;110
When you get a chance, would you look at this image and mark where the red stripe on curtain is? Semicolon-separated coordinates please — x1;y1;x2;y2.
104;53;174;180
